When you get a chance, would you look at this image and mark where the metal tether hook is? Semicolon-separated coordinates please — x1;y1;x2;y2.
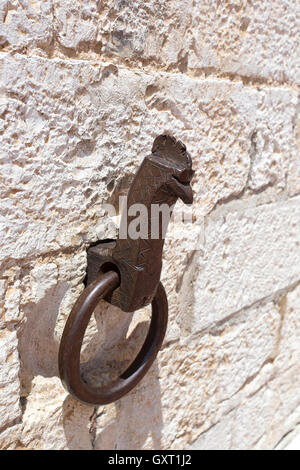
59;135;194;405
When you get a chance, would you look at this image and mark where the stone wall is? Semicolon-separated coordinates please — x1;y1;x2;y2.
0;0;299;450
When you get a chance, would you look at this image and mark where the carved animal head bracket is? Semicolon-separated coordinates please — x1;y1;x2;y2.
88;135;194;312
59;135;194;405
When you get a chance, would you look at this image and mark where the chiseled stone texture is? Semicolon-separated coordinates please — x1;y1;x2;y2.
288;95;300;197
0;329;21;432
0;0;300;452
187;285;300;450
189;0;300;84
0;1;53;52
177;197;300;334
1;1;299;84
0;53;297;266
20;376;93;450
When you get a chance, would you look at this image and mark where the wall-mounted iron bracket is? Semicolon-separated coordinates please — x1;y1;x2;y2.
59;135;194;405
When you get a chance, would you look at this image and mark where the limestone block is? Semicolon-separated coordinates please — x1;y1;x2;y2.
0;329;21;431
94;372;164;450
0;0;53;51
3;280;21;324
53;0;98;50
51;1;300;84
1;1;299;84
274;285;300;371
231;386;276;450
153;301;280;448
29;263;58;304
248;366;300;450
0;425;21;450
180;197;300;333
0;266;22;327
189;411;235;450
18;250;87;392
247;89;297;191
0;1;299;448
90;301;279;449
288;150;300;197
0;280;6;321
276;423;300;450
288;97;300;196
190;0;300;84
53;0;193;67
19;376;93;450
0;53;296;270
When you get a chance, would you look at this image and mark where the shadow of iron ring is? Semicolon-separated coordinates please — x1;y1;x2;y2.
58;271;168;405
59;134;193;405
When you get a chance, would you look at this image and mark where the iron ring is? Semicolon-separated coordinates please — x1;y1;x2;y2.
58;271;168;405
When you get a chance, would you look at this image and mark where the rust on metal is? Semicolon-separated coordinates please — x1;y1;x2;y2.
58;135;194;405
95;134;194;312
59;271;168;405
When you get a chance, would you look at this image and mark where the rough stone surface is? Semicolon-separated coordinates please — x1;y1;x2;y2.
288;94;300;196
0;1;53;52
180;197;300;333
1;1;299;85
0;0;299;451
276;422;300;450
0;330;21;432
189;0;300;85
0;53;297;265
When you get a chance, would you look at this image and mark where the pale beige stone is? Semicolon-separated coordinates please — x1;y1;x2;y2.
231;385;276;450
20;376;93;450
0;0;299;452
53;0;192;67
288;97;300;196
27;1;300;85
0;266;22;327
253;366;300;450
3;280;21;323
18;250;87;390
0;425;22;450
274;285;300;371
179;197;300;333
248;89;297;191
276;422;300;450
189;411;235;450
0;329;21;431
0;53;297;270
153;301;281;448
189;0;300;84
1;1;299;85
0;0;53;51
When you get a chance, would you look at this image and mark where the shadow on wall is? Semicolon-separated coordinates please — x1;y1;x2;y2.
18;281;164;449
63;359;163;450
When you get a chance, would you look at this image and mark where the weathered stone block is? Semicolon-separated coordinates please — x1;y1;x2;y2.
20;376;93;450
288;97;300;196
0;53;296;269
190;0;300;84
0;0;299;451
154;300;281;447
180;197;300;333
52;1;300;84
0;1;53;52
0;330;21;431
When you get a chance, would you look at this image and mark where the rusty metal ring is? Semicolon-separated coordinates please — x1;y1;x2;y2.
58;271;168;405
